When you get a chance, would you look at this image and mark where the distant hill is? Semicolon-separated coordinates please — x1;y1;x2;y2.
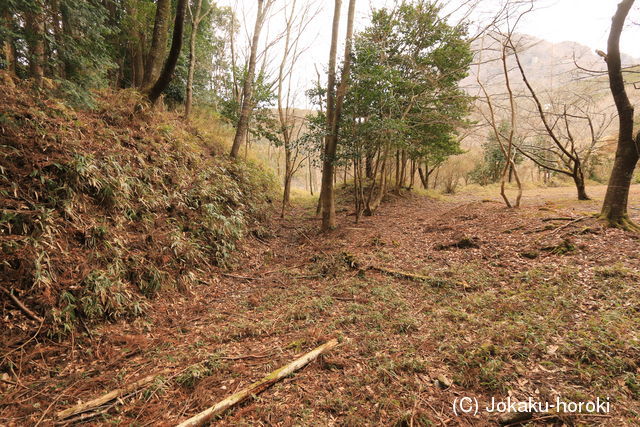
464;33;640;91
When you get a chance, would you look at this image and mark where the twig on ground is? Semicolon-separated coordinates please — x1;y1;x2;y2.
0;285;43;322
1;319;44;362
220;272;260;281
549;216;589;234
220;351;276;361
541;217;576;222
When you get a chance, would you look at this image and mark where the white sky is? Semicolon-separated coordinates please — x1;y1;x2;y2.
217;0;640;108
517;0;640;57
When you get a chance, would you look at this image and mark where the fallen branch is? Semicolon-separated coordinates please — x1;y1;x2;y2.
176;338;340;427
220;351;276;361
0;285;43;322
541;217;576;222
549;216;589;235
220;272;259;281
368;266;461;288
56;369;170;420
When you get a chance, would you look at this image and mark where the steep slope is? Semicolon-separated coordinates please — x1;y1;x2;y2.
0;75;277;338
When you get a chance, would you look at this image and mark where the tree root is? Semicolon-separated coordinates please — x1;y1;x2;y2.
597;213;640;232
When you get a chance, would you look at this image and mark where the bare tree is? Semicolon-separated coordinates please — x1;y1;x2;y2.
319;0;356;231
600;0;640;230
476;33;523;208
511;40;613;200
276;0;317;217
185;0;216;118
229;0;273;158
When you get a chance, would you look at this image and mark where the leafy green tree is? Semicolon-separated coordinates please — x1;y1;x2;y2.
340;0;472;215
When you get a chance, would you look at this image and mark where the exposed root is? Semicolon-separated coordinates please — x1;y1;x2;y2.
598;213;640;232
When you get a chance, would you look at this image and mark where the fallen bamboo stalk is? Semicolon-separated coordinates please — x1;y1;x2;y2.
56;369;170;420
0;285;43;322
176;338;340;427
368;266;461;287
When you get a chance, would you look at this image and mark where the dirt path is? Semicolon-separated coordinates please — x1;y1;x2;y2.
2;186;639;425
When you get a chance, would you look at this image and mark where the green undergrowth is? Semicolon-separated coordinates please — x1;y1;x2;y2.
0;83;277;337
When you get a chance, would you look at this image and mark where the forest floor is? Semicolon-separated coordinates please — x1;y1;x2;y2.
1;184;640;426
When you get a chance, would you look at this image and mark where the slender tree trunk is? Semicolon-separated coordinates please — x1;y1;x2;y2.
281;147;292;218
2;9;16;75
132;41;145;88
25;2;45;87
600;0;640;228
143;0;172;90
320;0;356;231
127;0;146;88
230;0;267;158
318;0;341;225
409;159;416;189
185;0;203;118
309;158;314;196
418;167;428;189
147;0;188;104
50;0;65;79
394;149;400;188
400;150;407;187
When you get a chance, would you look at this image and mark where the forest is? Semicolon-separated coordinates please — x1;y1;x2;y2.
1;0;639;425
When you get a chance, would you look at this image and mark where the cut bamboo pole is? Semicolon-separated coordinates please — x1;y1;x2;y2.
176;338;340;427
56;369;170;420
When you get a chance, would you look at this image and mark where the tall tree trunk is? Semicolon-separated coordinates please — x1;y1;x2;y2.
320;0;356;231
185;0;203;118
281;148;292;218
318;0;341;221
409;159;416;189
25;2;45;87
132;40;145;88
50;0;65;79
126;2;145;88
418;167;428;189
600;0;640;229
230;0;267;158
2;8;16;75
400;150;407;188
308;158;314;196
394;149;400;188
147;0;188;104
143;0;172;90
